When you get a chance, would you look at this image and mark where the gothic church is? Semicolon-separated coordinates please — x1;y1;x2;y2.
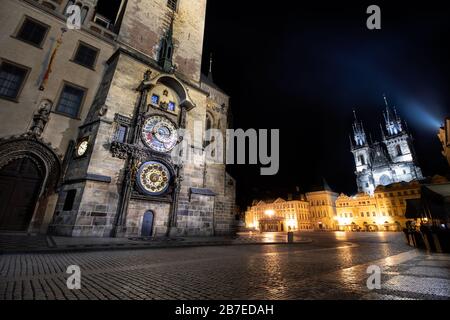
350;96;423;194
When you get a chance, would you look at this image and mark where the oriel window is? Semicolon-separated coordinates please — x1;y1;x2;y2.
115;124;128;143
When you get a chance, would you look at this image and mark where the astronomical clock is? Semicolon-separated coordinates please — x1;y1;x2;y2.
110;79;183;201
141;115;178;153
136;161;171;196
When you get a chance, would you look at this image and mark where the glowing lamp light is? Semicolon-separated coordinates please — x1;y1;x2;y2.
264;210;275;217
287;219;297;229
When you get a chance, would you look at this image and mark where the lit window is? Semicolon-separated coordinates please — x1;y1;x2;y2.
168;101;176;112
16;17;49;47
0;61;28;100
151;94;159;105
56;83;86;118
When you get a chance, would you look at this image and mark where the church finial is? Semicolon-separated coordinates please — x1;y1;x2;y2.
382;95;404;136
352;110;367;147
208;53;214;82
209;53;213;74
383;93;389;108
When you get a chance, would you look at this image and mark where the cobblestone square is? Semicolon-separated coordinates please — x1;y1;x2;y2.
1;232;449;300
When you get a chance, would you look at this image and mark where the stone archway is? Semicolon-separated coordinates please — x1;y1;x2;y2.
0;135;62;233
0;158;43;231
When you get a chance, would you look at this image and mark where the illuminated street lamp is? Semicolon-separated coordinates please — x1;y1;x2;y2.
264;209;275;217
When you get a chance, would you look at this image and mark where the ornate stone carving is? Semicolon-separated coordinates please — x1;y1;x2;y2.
29;99;52;137
98;104;108;117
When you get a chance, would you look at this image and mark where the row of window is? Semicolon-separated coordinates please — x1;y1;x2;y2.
339;210;400;218
310;200;331;206
0;59;87;117
15;16;99;69
377;190;418;197
1;17;102;118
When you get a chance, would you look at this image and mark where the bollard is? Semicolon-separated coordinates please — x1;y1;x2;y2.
287;232;294;243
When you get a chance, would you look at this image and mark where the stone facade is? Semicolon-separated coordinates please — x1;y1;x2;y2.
245;177;448;233
0;0;236;237
305;190;338;231
335;175;448;231
245;197;312;232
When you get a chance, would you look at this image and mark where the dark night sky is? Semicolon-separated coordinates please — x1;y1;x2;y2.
200;1;450;209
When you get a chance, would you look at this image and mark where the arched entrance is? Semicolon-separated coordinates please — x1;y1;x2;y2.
0;135;62;233
0;158;43;231
141;211;154;237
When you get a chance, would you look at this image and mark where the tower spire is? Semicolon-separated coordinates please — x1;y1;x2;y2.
382;94;403;136
208;53;214;82
352;109;367;147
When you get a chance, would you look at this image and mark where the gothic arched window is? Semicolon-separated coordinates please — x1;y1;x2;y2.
204;113;214;147
396;145;402;156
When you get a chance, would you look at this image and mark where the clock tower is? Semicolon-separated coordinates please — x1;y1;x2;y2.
50;0;236;237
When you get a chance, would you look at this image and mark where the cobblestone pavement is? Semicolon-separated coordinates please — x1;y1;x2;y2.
0;232;310;254
1;232;449;300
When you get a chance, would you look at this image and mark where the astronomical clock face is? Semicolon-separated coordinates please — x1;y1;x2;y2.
141;115;178;153
137;161;171;196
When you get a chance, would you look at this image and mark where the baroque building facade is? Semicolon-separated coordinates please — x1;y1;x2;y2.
245;181;338;232
0;0;236;237
244;177;446;233
351;96;423;195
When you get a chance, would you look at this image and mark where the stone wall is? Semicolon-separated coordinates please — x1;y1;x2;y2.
126;199;171;237
118;0;207;82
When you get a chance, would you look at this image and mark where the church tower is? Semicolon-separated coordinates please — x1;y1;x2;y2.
381;95;414;163
351;111;374;194
350;96;424;196
45;0;235;237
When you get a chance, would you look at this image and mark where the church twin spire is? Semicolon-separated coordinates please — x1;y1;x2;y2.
352;110;368;147
382;94;404;137
353;95;406;148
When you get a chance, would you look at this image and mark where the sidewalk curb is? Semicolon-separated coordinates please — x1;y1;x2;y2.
0;239;313;255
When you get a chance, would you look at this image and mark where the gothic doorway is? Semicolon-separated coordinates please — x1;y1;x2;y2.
0;158;43;231
0;136;62;234
141;211;154;237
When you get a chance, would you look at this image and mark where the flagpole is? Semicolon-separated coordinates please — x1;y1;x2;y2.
39;27;67;91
